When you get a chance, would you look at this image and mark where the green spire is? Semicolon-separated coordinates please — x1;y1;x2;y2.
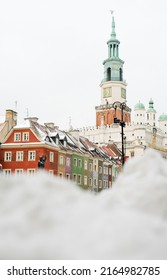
148;98;154;109
147;98;156;113
111;16;116;39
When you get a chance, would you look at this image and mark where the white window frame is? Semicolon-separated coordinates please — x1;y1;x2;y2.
84;160;88;170
66;157;70;167
99;166;102;174
73;158;77;167
59;155;64;165
94;178;97;187
66;173;70;180
84;176;87;186
27;169;35;174
3;169;11;175
15;169;23;175
14;133;21;142
28;151;36;161
73;173;77;182
4;152;12;162
89;162;93;171
99;180;102;188
49;152;54;162
78;174;82;184
78;159;82;168
16;151;24;161
89;178;92;187
22;132;29;141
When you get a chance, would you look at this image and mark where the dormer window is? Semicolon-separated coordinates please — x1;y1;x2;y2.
14;133;21;142
23;132;29;141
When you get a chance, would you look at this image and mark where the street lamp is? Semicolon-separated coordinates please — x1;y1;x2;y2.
38;155;47;169
113;101;127;166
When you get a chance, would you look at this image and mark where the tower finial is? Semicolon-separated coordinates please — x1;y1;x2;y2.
111;12;116;39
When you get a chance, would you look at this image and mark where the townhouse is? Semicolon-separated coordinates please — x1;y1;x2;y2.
0;116;122;191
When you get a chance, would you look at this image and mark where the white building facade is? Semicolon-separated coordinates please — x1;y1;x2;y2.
71;15;167;159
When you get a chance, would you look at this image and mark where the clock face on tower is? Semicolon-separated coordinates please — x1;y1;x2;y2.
103;87;111;98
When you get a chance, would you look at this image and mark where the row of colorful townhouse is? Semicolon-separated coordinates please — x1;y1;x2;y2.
0;115;122;191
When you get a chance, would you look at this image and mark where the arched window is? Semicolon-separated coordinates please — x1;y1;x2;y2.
106;68;111;81
119;68;123;81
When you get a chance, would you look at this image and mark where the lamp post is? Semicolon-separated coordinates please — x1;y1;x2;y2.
38;155;47;169
113;101;126;166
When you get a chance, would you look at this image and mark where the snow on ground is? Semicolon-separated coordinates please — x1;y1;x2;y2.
0;149;167;259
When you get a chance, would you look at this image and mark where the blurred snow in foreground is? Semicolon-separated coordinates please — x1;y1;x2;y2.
0;149;167;259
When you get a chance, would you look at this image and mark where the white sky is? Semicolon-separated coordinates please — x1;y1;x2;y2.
0;0;167;130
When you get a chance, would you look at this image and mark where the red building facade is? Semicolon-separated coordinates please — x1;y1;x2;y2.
0;124;59;175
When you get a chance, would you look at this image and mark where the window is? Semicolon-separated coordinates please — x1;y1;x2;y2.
16;151;24;161
66;173;70;180
103;180;107;188
15;169;23;175
49;152;54;162
99;180;102;188
89;178;92;187
73;174;77;182
27;169;35;174
59;155;64;165
3;169;11;175
4;152;12;161
23;132;29;141
94;179;97;187
78;159;82;168
94;164;97;172
89;162;93;171
105;167;108;175
14;133;21;142
109;168;112;175
66;157;70;167
28;151;36;161
84;176;87;186
73;158;77;166
78;174;81;184
84;160;88;170
49;170;54;175
131;151;134;157
99;166;102;174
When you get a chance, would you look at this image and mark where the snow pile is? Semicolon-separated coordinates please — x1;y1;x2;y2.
0;149;167;259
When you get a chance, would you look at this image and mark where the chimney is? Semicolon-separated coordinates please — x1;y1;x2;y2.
5;109;17;130
24;117;39;122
